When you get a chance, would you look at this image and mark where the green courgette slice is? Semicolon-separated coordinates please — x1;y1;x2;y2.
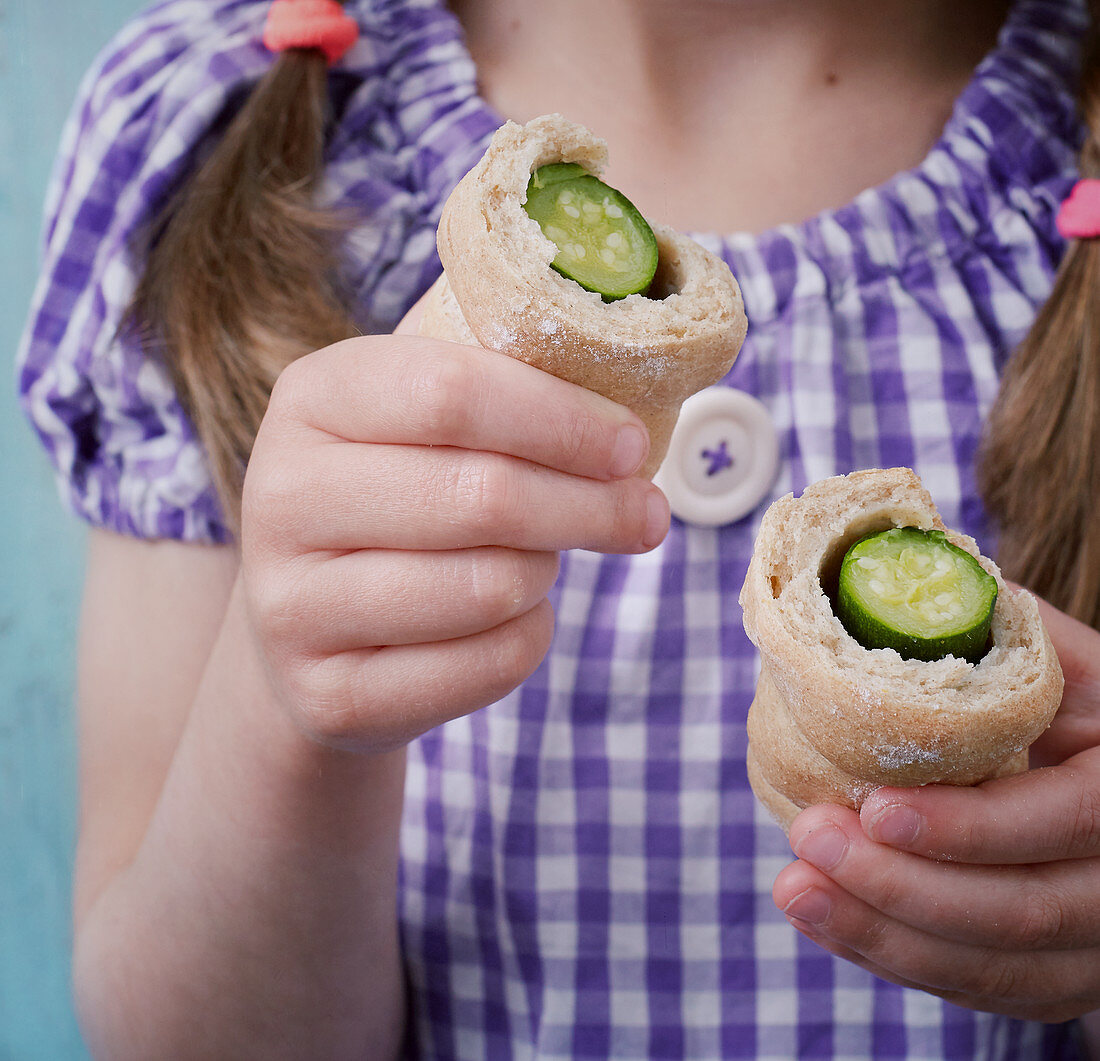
523;163;658;301
836;527;998;664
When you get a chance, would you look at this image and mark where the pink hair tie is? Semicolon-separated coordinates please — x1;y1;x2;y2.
1056;178;1100;240
263;0;359;64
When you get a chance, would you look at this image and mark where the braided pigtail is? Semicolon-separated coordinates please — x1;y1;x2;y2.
978;3;1100;630
129;37;358;536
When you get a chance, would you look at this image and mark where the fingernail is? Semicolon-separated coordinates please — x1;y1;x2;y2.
793;823;848;871
642;488;670;549
867;802;922;847
610;424;647;478
783;887;831;926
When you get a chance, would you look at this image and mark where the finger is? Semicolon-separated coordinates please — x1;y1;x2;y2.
776;857;1097;1022
858;750;1100;864
289;599;556;753
249;442;669;556
1028;592;1100;767
780;805;1100;950
257;548;560;653
1032;592;1100;696
779;916;953;1003
269;337;651;481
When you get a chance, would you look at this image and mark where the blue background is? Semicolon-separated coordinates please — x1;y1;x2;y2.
2;3;140;1057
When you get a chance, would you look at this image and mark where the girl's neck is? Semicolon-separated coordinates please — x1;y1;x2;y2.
451;0;1012;234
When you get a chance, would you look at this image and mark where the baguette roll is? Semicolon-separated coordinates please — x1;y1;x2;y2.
740;468;1063;831
420;114;748;477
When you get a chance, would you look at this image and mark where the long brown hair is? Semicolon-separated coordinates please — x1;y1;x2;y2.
128;44;357;535
978;1;1100;630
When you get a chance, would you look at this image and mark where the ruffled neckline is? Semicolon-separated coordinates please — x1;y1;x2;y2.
386;0;1085;325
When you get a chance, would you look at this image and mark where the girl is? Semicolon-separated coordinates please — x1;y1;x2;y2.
18;0;1100;1057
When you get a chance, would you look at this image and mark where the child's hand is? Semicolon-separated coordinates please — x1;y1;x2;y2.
239;332;668;753
772;598;1100;1021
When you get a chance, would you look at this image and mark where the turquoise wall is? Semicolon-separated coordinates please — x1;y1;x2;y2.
2;4;140;1057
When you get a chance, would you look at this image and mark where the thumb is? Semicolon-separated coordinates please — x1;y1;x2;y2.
859;748;1100;865
1028;591;1100;767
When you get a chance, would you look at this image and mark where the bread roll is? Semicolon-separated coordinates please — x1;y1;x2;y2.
420;114;748;477
739;468;1063;831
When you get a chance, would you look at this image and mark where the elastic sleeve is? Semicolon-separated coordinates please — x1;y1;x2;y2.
15;0;457;543
16;0;287;543
18;0;518;542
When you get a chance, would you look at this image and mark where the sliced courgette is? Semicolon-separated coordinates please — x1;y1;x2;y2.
523;164;658;301
836;527;998;664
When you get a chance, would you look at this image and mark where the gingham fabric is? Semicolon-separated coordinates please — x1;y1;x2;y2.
17;0;1089;1057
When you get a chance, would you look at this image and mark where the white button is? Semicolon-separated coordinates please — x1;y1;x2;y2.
654;388;779;527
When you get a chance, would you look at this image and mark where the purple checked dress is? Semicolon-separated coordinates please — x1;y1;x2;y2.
17;0;1089;1057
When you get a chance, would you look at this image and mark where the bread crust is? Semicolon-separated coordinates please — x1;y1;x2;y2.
740;468;1063;830
420;114;748;477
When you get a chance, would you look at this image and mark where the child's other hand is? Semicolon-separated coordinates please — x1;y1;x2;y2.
772;598;1100;1022
239;331;668;753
